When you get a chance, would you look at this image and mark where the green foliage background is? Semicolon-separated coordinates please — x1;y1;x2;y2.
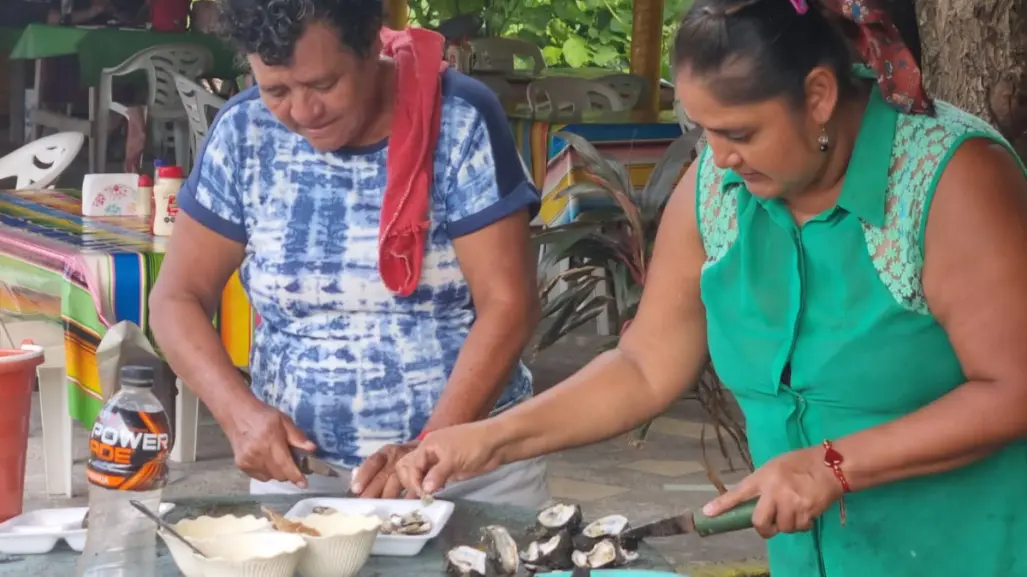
407;0;694;81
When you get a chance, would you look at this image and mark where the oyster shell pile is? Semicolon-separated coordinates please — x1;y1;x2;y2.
303;506;433;536
444;525;521;577
380;509;433;536
444;503;639;577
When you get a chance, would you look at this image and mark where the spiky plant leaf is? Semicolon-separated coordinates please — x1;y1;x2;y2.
637;127;704;218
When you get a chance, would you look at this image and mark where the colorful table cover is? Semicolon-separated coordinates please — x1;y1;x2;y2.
8;24;240;87
508;109;682;226
0;189;254;427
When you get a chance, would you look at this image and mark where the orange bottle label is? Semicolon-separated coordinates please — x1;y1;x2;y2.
86;406;171;491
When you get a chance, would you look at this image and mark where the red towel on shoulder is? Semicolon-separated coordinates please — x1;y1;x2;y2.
378;26;449;297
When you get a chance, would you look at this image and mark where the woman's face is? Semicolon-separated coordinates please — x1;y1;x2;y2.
675;67;836;200
248;21;382;152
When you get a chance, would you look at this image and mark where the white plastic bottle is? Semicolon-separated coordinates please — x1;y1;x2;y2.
152;165;184;237
77;365;170;577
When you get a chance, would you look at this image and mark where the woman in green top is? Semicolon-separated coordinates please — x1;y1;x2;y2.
357;0;1027;574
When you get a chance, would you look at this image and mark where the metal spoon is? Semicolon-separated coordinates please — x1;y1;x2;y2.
129;500;207;559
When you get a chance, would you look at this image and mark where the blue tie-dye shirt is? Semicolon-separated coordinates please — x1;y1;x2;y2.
177;70;540;467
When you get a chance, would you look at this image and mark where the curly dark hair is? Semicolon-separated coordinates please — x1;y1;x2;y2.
218;0;383;65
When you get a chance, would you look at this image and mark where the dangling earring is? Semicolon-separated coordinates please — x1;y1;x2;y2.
818;126;830;152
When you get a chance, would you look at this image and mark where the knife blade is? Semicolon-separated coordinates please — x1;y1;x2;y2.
621;500;757;546
289;447;341;478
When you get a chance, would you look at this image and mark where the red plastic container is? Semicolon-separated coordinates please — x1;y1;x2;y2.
149;0;190;32
0;342;45;523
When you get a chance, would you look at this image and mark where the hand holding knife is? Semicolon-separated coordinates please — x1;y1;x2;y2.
289;446;359;497
620;500;757;549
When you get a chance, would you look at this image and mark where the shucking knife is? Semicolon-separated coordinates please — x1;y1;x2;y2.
290;446;341;478
289;447;361;497
620;500;757;548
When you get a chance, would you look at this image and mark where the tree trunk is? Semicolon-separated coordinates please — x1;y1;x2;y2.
916;0;1027;157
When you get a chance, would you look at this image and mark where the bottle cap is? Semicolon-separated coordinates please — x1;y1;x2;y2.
157;166;185;179
120;365;155;387
138;174;153;187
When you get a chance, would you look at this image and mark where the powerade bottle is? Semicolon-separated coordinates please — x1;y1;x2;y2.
77;365;170;577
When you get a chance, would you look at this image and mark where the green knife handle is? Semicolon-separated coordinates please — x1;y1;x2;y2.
692;500;757;537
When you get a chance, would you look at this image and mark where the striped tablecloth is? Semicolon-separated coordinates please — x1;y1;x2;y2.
0;189;254;426
508;109;683;226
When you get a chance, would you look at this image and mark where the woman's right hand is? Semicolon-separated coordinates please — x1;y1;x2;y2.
394;422;505;497
224;400;317;488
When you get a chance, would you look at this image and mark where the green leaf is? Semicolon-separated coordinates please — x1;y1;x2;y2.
541;45;563;65
552;131;645;262
553;1;585;21
539;266;603;302
534;285;597;350
535;224;600;273
637;127;704;219
593;45;620;65
561;35;591;67
540;276;602;318
553;181;609;201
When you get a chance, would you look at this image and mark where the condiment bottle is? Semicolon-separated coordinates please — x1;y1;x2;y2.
152;166;184;237
137;174;153;217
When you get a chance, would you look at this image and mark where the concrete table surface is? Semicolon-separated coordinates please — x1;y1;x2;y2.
0;493;675;576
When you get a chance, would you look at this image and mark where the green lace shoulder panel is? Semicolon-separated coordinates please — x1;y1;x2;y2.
862;101;1014;314
695;145;739;269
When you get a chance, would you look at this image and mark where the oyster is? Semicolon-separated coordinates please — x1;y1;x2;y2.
262;506;320;536
536;503;583;536
481;525;519;576
445;545;488;577
571;538;639;569
311;506;338;515
520;529;574;571
380;510;433;535
573;514;630;550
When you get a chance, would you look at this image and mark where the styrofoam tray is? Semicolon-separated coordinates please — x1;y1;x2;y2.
0;503;176;555
284;497;454;557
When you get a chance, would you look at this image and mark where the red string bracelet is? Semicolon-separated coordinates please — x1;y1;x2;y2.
822;439;851;526
416;430;430;442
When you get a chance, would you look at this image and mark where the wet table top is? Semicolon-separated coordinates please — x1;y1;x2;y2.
0;493;674;576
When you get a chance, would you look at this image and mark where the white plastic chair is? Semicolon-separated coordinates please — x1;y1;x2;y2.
173;74;227;163
0;131;84;189
477;76;515;100
527;77;626;115
469;38;546;75
96;44;214;174
599;74;649;110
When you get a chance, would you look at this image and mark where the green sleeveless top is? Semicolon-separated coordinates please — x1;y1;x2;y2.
696;84;1027;577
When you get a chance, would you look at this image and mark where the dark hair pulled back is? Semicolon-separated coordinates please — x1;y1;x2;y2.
672;0;859;107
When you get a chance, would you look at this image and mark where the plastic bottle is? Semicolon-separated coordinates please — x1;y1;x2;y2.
77;365;170;577
136;174;153;217
152;165;184;237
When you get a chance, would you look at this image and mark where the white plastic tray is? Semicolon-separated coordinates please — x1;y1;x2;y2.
0;503;176;555
284;497;454;557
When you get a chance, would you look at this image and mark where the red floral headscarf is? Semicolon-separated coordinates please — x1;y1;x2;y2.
791;0;934;115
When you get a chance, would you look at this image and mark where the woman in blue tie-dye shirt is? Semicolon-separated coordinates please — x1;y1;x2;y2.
150;0;549;508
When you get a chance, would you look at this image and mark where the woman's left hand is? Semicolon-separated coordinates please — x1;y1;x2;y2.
351;443;418;498
702;446;846;538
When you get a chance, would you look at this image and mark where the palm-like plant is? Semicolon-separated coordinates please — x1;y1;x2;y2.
530;129;754;482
